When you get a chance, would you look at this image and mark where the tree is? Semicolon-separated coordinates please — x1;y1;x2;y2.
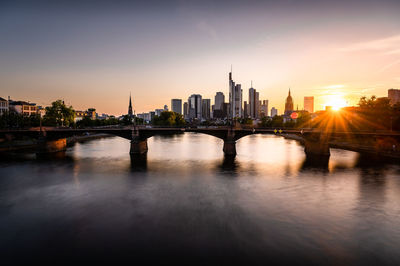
44;100;75;127
0;111;40;129
152;111;185;126
357;96;392;130
271;115;284;127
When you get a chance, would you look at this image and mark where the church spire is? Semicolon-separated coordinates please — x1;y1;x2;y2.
128;92;133;116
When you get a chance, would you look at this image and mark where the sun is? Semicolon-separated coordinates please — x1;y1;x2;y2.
324;95;347;111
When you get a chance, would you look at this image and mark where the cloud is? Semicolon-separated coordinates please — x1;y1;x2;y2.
379;59;400;73
339;34;400;54
196;20;218;41
324;84;345;89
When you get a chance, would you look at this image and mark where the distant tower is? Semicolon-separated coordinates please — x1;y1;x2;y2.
284;88;294;115
228;67;242;119
304;96;314;113
128;93;133;117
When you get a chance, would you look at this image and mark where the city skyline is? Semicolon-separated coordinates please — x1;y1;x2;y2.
1;0;400;115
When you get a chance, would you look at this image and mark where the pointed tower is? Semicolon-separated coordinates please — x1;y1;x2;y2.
128;93;133;117
284;88;294;115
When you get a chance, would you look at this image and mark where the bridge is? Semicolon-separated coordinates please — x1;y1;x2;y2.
1;126;400;158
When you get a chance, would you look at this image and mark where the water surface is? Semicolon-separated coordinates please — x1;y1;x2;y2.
1;134;399;265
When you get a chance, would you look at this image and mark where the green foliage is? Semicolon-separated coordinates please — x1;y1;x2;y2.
119;115;143;126
76;117;121;128
0;111;41;129
294;112;311;128
152;111;185;126
357;96;394;130
239;117;253;125
258;116;284;128
43;100;75;126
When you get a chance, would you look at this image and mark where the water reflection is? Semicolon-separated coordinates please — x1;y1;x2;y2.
300;155;330;172
1;135;400;265
130;154;148;172
218;155;239;175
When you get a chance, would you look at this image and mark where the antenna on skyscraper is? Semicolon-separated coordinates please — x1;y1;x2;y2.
251;80;253;88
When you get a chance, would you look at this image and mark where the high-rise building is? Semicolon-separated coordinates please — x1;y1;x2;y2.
149;111;155;121
171;99;182;114
214;92;225;110
249;87;256;119
304;96;314;113
128;93;133;117
388;89;400;105
229;71;242;118
202;99;211;120
271;107;278;117
188;94;202;120
284;89;294;115
183;102;188;119
163;105;168;111
243;101;248;118
260;100;268;117
248;84;260;119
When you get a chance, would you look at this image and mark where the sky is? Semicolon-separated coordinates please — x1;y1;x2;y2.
1;0;400;115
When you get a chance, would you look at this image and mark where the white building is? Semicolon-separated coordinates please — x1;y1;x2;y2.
9;100;37;116
0;97;8;115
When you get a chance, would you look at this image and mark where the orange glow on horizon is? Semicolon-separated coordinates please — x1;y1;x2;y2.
323;95;348;111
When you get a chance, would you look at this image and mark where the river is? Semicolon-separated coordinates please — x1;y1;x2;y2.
1;133;399;265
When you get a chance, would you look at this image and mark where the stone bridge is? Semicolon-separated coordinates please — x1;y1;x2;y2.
1;126;400;158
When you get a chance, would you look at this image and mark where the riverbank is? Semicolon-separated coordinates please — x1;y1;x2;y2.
0;133;112;152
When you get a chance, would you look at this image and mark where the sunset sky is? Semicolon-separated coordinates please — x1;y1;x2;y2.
1;0;399;115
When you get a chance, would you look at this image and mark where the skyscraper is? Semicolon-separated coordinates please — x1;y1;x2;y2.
202;99;211;120
183;102;188;119
243;101;248;118
128;93;133;117
214;92;225;110
229;70;242;119
171;99;182;114
188;94;202;120
304;96;314;113
248;85;260;119
271;107;278;117
388;89;400;105
260;100;268;117
284;89;294;115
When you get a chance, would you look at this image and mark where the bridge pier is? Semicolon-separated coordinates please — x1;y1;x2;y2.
37;137;67;154
303;133;330;157
130;138;148;155
222;128;237;156
223;140;236;156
